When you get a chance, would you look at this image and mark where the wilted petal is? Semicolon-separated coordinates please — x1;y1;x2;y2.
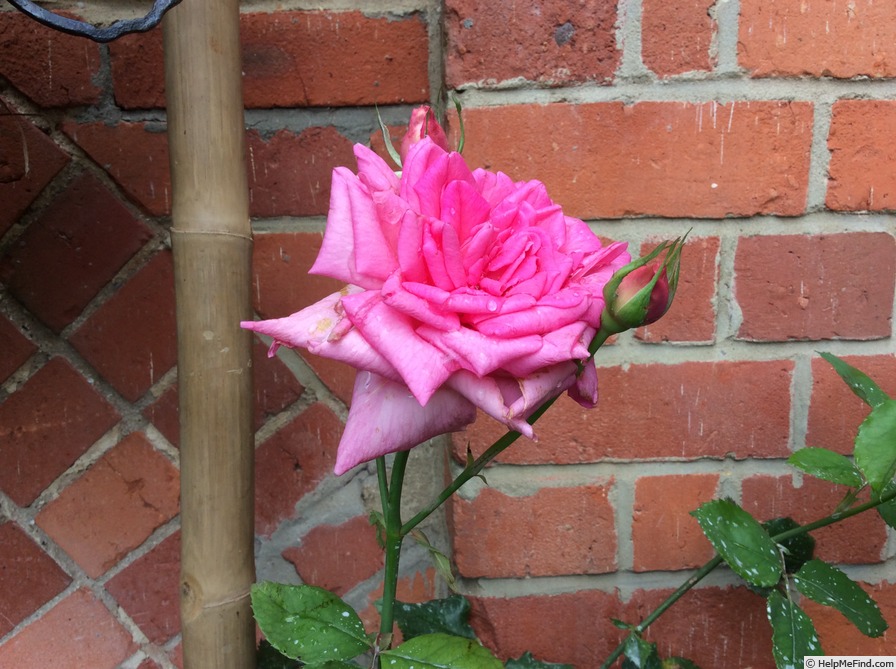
335;371;476;475
568;360;599;408
445;370;534;438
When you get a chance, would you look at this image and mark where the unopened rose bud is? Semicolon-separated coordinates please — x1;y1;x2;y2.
400;105;449;163
599;235;686;336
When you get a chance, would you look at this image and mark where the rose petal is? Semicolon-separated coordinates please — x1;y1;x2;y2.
341;290;458;405
335;371;476;474
354;143;400;194
568;360;599;408
417;324;542;377
382;273;460;331
445;371;534;438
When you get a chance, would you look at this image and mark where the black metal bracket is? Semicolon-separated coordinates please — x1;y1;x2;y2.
4;0;183;42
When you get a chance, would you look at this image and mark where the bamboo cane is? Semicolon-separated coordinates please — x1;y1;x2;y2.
163;0;255;666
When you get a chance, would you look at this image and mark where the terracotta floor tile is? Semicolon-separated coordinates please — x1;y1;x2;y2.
0;522;71;637
105;531;180;643
36;432;179;578
0;589;135;669
0;357;120;506
0;171;152;332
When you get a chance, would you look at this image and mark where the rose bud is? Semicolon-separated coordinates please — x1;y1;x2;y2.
599;235;686;337
400;105;449;163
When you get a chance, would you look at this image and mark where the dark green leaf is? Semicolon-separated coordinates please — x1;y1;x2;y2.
380;633;502;669
505;651;573;668
820;352;889;409
794;560;887;637
762;517;816;574
766;590;822;669
662;659;701;669
392;595;477;641
257;640;302;669
854;398;896;493
787;447;864;487
691;499;782;587
251;582;370;663
304;663;362;668
622;635;661;669
876;479;896;530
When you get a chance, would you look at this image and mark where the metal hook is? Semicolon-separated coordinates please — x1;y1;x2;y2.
4;0;183;42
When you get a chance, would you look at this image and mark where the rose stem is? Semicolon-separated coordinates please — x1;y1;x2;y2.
378;450;411;651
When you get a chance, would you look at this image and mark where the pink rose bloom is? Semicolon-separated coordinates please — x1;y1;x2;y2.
243;132;629;474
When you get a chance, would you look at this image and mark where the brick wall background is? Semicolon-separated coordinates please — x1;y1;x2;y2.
1;1;895;667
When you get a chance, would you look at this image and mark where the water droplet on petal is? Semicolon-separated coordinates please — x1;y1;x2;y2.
487;299;498;312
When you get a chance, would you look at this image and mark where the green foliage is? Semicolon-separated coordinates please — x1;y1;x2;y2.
762;517;816;574
621;635;662;669
251;582;371;663
661;659;701;669
379;633;503;669
854;398;896;494
766;590;822;669
409;530;458;592
257;639;303;669
787;447;864;487
505;651;573;668
691;499;782;587
819;352;889;409
877;479;896;529
392;595;477;641
794;560;887;637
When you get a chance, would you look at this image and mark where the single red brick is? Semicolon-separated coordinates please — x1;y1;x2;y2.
454;101;812;219
636;236;719;343
0;105;70;236
105;531;180;644
624;586;772;668
0;313;36;383
804;580;896;656
742;475;887;564
36;432;180;578
445;0;617;88
0;522;71;637
454;359;793;464
807;354;896;455
63;121;171;217
254;402;342;536
632;474;718;572
282;516;383;596
246;128;355;218
70;250;177;402
251;232;355;405
0;13;102;107
0;171;153;332
0;357;120;506
827;100;896;212
451;485;616;578
739;0;896;78
469;591;624;667
108;28;165;110
0;589;136;669
735;233;896;342
641;0;715;76
109;12;430;108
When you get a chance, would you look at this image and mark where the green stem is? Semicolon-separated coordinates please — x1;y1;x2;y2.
600;485;896;669
378;450;411;651
401;394;561;535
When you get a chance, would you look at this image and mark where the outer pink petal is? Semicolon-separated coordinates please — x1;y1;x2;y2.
335;372;476;475
310;167;360;284
240;289;400;382
568;360;599;408
354;144;400;193
341;290;458;405
445;370;534;438
417;324;542;377
502;362;579;420
499;322;591;377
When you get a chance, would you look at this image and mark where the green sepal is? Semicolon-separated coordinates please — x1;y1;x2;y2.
409;530;458;591
375;105;403;169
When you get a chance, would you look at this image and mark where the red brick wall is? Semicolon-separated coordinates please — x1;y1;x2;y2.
1;2;895;668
